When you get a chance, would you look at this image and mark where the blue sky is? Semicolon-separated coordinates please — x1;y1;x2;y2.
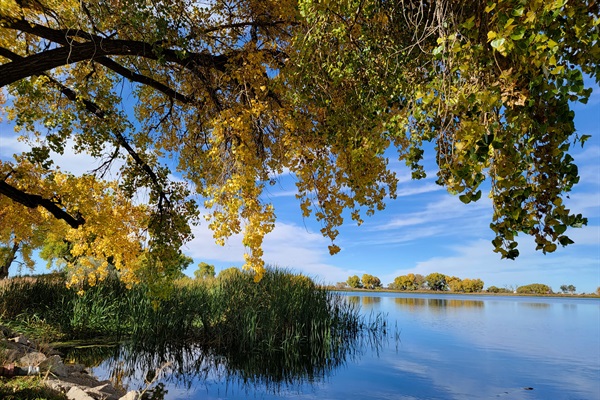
1;83;598;293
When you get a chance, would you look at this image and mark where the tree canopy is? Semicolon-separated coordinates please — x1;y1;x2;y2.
0;0;598;285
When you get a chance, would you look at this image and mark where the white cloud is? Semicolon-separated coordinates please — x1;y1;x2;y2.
0;131;123;177
182;218;355;283
384;228;600;292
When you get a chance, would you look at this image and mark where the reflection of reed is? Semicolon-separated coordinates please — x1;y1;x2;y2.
55;342;120;367
90;316;390;395
393;297;484;311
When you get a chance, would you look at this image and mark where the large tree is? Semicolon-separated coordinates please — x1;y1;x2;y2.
0;0;597;283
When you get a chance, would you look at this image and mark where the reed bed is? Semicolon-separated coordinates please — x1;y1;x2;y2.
0;268;367;359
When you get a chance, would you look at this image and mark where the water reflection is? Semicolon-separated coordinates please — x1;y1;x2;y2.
393;297;484;310
62;322;388;396
519;301;551;309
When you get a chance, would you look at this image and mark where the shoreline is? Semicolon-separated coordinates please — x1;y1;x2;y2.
328;288;600;298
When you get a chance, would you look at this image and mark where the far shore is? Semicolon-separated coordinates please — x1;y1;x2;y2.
329;288;600;298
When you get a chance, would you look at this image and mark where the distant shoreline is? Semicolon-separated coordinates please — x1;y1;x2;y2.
329;288;600;298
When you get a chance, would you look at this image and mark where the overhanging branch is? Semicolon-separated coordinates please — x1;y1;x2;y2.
0;180;85;229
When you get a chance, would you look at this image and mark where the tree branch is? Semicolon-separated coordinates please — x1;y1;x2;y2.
0;180;85;229
0;46;173;211
0;17;230;88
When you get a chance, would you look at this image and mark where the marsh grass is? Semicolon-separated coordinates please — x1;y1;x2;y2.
0;376;67;400
0;268;369;361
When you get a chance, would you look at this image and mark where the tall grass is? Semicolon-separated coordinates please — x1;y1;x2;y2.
0;268;369;359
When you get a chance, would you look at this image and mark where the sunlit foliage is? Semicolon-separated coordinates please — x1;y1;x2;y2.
0;0;597;283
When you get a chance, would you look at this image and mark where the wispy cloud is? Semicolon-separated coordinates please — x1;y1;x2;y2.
0;131;123;177
384;228;600;291
182;218;354;282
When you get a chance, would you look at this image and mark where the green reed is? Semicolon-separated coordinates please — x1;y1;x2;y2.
0;268;369;358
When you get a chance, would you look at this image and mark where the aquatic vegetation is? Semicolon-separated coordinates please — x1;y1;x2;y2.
0;268;376;355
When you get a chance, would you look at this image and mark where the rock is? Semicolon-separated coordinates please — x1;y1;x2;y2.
10;335;30;345
66;386;96;400
87;383;126;400
40;354;69;377
2;332;125;400
119;391;140;400
19;351;47;366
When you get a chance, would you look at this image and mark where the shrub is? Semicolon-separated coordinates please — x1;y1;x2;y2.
516;283;553;294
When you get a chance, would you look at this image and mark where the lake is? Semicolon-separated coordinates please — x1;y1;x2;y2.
89;292;600;399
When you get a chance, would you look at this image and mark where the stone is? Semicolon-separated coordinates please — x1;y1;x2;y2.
40;354;69;377
10;335;29;345
66;386;95;400
87;383;126;400
118;390;140;400
19;351;47;366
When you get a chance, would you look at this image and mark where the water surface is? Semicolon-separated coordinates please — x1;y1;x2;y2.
90;293;600;399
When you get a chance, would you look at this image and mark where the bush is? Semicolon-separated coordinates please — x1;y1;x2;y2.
486;286;511;293
516;283;553;294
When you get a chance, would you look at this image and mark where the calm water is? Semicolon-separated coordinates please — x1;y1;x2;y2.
90;293;600;399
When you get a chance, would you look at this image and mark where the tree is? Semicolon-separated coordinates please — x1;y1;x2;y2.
414;274;426;290
347;275;362;289
462;278;485;293
560;284;576;294
425;273;448;291
447;276;463;292
390;274;417;291
517;283;553;294
194;262;216;280
361;274;382;289
0;0;597;284
560;284;568;293
0;163;150;287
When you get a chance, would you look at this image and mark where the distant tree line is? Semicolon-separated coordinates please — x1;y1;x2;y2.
345;274;382;289
343;272;485;293
339;272;585;296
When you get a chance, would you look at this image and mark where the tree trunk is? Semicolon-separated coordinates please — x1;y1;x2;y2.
0;241;19;279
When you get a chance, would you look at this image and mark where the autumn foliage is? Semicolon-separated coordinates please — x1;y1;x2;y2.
0;0;598;285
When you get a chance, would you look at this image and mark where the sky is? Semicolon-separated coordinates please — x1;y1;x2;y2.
1;83;599;293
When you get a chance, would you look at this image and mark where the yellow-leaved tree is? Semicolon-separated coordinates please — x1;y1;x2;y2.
0;0;597;284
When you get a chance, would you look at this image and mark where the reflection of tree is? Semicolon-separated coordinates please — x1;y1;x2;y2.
519;302;551;309
427;299;448;309
393;297;484;312
394;297;426;310
447;300;484;308
362;296;382;306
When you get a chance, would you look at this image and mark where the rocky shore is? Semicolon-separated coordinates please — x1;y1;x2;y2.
1;326;139;400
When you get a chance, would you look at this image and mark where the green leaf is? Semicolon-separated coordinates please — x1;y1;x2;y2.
579;134;591;147
554;224;567;235
544;243;558;253
459;194;471;204
507;249;520;259
558;236;575;246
